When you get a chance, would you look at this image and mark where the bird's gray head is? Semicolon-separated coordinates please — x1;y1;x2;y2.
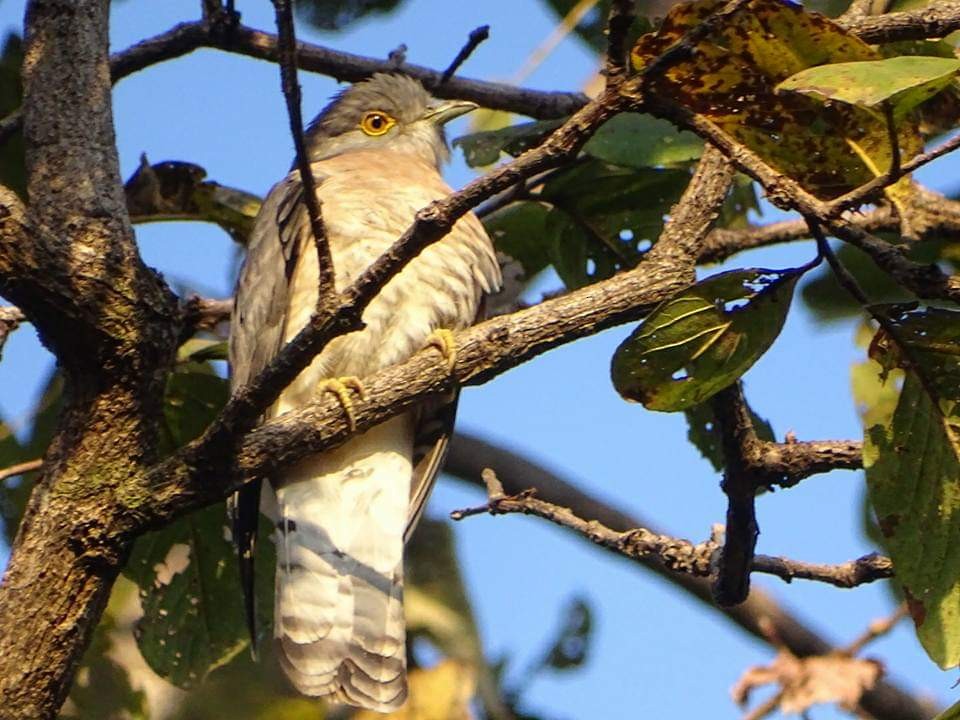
305;74;477;167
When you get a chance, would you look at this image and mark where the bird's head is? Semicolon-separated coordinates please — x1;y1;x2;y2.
304;74;477;167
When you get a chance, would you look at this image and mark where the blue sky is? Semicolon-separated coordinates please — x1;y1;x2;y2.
1;0;957;717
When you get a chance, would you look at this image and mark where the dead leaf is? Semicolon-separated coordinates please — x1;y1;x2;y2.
732;650;883;717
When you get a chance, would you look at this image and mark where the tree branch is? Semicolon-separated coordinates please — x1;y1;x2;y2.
271;0;334;306
440;25;490;85
440;434;923;720
711;384;763;607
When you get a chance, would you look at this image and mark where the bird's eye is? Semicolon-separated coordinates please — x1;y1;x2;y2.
359;111;395;136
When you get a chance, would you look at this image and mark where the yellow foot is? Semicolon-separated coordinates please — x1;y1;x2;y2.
317;376;366;431
425;329;457;373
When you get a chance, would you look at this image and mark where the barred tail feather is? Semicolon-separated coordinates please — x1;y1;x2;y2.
272;415;413;712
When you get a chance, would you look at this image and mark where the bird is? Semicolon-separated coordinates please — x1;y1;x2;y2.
228;73;501;712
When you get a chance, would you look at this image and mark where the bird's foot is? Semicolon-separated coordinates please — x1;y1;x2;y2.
425;329;457;373
317;376;366;431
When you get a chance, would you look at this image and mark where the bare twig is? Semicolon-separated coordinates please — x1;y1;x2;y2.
450;484;892;589
844;604;908;656
440;25;490;85
442;434;928;720
271;0;334;306
0;459;42;483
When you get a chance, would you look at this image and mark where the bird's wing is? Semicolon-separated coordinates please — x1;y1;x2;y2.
228;170;323;649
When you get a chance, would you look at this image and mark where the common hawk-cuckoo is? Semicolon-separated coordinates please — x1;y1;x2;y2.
229;74;501;711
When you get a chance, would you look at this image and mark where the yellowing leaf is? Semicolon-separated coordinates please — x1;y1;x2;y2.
778;56;960;120
611;266;807;411
630;0;923;199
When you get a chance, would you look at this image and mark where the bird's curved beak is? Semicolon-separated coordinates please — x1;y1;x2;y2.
423;100;479;126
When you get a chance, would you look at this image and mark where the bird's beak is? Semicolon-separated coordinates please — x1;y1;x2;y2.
423;100;479;125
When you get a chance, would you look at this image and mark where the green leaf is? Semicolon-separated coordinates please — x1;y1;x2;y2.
482;200;553;280
296;0;406;31
124;156;261;245
777;56;960;119
584;113;703;169
63;603;148;720
453;119;563;168
125;503;273;688
864;305;960;668
125;362;270;687
934;699;960;720
160;362;228;452
542;597;592;671
539;161;689;288
178;338;229;363
612;266;808;411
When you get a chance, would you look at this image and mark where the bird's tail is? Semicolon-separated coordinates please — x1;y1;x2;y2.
272;415;413;712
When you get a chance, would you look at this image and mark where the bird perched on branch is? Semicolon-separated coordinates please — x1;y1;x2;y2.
229;74;500;711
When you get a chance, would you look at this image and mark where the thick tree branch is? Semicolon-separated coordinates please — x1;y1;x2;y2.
840;0;960;43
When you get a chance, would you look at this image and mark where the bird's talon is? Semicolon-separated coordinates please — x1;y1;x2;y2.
425;329;457;373
317;377;365;431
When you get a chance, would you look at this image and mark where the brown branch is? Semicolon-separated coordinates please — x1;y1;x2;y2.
0;458;42;483
450;482;893;589
441;434;929;720
636;94;960;304
844;604;908;656
271;0;334;307
839;0;960;43
197;88;627;466
711;384;763;607
440;25;490;85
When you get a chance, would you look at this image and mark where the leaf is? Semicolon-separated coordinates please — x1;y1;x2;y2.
732;649;882;715
686;392;775;472
612;266;808;412
631;0;923;200
542;597;592;671
538;160;689;288
453;120;563;168
124;155;261;244
62;608;148;720
482;201;554;281
296;0;407;31
778;56;960;120
177;338;229;363
584;113;704;168
863;305;960;667
934;699;960;720
125;363;273;687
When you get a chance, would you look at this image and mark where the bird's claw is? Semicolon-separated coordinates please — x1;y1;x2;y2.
425;329;457;373
317;376;366;431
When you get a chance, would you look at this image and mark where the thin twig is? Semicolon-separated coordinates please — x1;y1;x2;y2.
844;604;908;656
440;25;490;85
0;458;42;483
271;0;334;307
449;484;893;589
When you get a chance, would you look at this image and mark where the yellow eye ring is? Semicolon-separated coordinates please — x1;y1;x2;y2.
359;111;395;136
